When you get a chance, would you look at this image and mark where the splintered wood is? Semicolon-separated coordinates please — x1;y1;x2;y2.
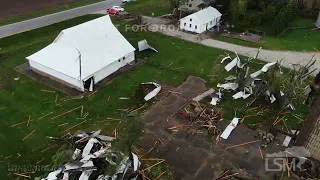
38;112;53;120
41;89;55;93
179;100;222;136
62;120;87;133
225;140;261;150
51;105;83;119
22;130;35;141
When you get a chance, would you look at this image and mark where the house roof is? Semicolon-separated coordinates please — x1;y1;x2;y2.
26;15;135;80
181;6;222;24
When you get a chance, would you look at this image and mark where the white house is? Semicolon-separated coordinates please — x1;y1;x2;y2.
26;15;135;92
179;6;222;34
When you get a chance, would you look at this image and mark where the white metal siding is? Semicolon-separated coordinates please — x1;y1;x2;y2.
180;16;221;34
94;51;135;83
29;60;82;90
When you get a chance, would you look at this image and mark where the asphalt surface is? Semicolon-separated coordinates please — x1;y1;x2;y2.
0;0;121;39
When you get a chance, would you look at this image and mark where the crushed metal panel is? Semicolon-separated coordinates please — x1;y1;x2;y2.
250;70;263;78
131;153;141;171
138;39;158;52
82;138;99;158
97;135;116;141
221;56;231;63
225;75;237;81
44;168;63;180
217;83;238;90
72;149;81;160
79;170;94;180
220;118;239;139
261;62;277;72
224;57;238;72
141;82;161;101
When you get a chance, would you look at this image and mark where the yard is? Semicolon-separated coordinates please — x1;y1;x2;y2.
0;14;310;179
215;17;320;51
123;0;171;17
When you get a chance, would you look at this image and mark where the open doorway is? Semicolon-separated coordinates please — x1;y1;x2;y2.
83;77;94;92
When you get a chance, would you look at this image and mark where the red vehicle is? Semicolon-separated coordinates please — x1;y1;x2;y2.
106;8;119;15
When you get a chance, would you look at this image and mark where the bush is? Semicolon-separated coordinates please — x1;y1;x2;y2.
244;11;263;25
271;1;297;35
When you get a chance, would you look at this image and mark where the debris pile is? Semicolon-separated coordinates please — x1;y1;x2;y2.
178;89;223;136
216;50;316;110
258;129;276;147
41;130;141;180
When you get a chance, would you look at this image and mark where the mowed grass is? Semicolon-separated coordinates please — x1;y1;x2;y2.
0;15;309;179
123;0;171;16
0;0;104;26
214;17;320;51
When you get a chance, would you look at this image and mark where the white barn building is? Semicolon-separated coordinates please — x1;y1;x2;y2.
179;7;222;34
26;15;135;92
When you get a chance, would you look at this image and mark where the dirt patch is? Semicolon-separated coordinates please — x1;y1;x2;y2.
221;32;262;43
138;76;284;179
0;0;81;19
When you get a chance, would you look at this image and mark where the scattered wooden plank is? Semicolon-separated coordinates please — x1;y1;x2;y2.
35;158;45;164
4;155;12;159
62;120;87;133
154;172;166;180
58;122;69;127
225;140;261;150
22;130;35;141
141;158;165;161
38;112;53;120
220;172;239;179
51;105;82;119
26;115;31;127
41;89;55;93
108;96;110;102
41;144;56;153
141;160;165;172
12;120;33;127
13;173;31;178
55;94;58;103
258;145;264;158
130;103;147;113
88;90;97;97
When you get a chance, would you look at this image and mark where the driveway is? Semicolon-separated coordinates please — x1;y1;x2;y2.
0;0;121;39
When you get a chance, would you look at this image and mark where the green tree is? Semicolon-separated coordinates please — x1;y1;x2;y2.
271;0;297;35
230;0;247;22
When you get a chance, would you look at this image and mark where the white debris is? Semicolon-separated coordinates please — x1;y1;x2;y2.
97;135;116;141
270;94;276;103
232;91;244;99
210;97;220;105
225;75;237;81
221;56;231;63
82;138;99;158
119;97;129;100
131;153;141;171
220;118;239;139
217;83;239;90
280;90;284;96
79;170;94;180
62;172;69;180
266;90;271;96
225;57;239;72
14;77;20;81
250;70;263;78
72;149;81;160
138;39;158;52
283;130;299;147
193;88;215;102
288;104;296;110
261;62;277;72
43;169;62;180
141;82;161;101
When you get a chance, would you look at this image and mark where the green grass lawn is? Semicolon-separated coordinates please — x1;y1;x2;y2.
0;15;310;179
123;0;171;16
214;17;320;51
0;0;104;26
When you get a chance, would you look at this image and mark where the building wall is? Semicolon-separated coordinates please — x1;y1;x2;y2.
94;51;135;83
29;60;83;91
180;16;221;33
296;95;320;160
180;0;203;11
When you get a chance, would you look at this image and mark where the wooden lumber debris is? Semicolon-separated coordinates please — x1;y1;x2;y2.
4;155;12;159
22;130;35;141
13;173;31;178
154;172;166;180
225;140;261;150
141;160;165;172
26;115;31;127
258;145;264;158
62;120;87;133
35;158;45;164
38;112;53;120
51;105;83;119
12;119;33;127
220;172;239;180
130;103;147;113
41;89;55;93
41;144;56;153
55;94;58;103
88;90;97;97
